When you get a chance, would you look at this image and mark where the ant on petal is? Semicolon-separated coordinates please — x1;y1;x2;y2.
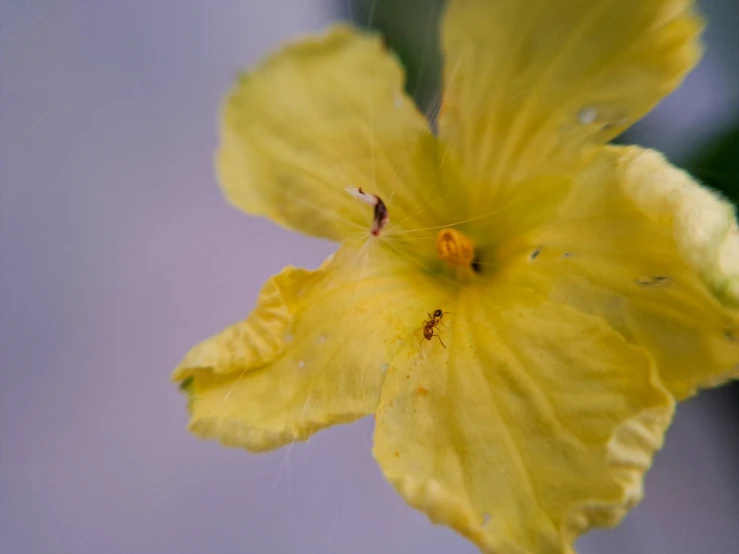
422;309;449;348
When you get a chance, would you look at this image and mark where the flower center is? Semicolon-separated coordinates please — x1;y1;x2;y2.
436;229;475;268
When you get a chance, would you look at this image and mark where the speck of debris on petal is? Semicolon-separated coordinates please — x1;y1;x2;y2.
635;275;670;287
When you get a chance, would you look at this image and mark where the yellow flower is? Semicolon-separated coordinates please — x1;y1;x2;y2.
173;1;739;552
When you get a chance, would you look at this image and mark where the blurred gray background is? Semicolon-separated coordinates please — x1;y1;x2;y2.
1;1;738;553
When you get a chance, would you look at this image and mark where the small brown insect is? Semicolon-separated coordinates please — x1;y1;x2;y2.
422;309;448;348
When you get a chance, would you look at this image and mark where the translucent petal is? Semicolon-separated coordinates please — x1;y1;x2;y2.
439;0;702;200
374;300;673;553
498;146;739;400
173;246;441;452
217;24;456;241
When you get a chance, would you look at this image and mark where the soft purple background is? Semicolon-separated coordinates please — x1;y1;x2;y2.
1;2;738;554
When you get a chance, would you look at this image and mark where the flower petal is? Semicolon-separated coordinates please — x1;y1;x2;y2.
218;24;443;241
374;299;673;553
173;246;439;452
618;148;739;307
504;146;739;399
439;0;702;196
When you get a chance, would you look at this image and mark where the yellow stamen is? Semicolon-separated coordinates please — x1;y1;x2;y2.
436;229;475;267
